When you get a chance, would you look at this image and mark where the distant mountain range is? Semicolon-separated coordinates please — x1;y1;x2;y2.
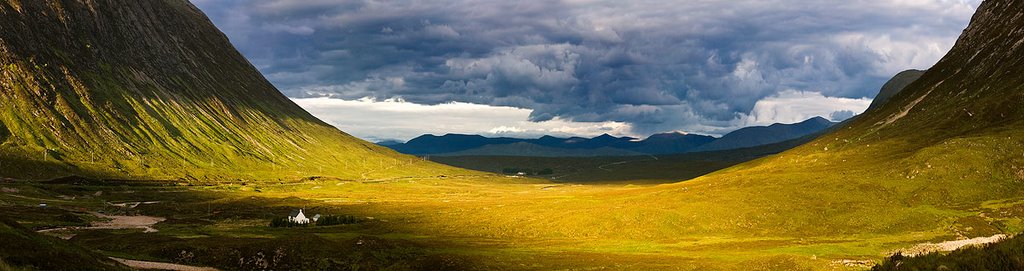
692;116;834;152
382;117;835;157
382;65;931;158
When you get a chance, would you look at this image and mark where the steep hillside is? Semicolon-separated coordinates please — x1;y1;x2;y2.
693;116;835;152
841;2;1024;141
0;0;463;180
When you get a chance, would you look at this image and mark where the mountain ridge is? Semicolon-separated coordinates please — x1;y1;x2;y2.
692;116;835;152
386;117;834;156
434;142;647;157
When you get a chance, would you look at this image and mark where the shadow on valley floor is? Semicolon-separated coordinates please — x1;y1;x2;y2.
432;135;812;184
0;175;588;270
0;173;828;271
0;154;125;181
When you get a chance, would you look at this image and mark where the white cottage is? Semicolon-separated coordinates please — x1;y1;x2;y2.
288;209;310;224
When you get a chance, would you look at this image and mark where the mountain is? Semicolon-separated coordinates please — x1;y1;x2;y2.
692;117;835;152
629;132;717;155
865;69;926;112
842;0;1024;141
386;133;630;155
434;142;646;157
390;134;521;155
374;139;406;147
571;134;638;149
0;0;460;180
386;118;832;157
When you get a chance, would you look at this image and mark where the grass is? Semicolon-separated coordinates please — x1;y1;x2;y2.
0;259;32;271
3;154;1020;270
0;215;129;271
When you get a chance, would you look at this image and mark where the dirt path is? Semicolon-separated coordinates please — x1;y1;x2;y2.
90;212;166;233
4;193;73;203
108;201;162;209
110;257;219;271
899;234;1008;256
597;155;659;172
597;161;629;172
37;212;166;235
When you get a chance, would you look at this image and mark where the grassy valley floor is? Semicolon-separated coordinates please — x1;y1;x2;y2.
2;157;1020;270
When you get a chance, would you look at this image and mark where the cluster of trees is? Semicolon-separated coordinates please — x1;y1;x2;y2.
269;217;308;228
315;215;360;226
872;233;1023;270
501;168;555;176
269;215;361;228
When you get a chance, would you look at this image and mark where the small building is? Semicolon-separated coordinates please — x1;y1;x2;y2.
311;214;321;222
288;209;310;224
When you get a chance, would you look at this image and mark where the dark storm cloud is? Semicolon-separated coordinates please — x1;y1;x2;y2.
192;0;978;135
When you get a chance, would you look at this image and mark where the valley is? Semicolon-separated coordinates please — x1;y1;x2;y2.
5;171;1021;270
1;0;1023;270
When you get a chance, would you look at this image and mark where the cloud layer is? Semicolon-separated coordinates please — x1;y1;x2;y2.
292;98;632;141
193;0;979;137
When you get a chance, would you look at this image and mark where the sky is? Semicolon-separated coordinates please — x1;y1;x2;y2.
192;0;980;142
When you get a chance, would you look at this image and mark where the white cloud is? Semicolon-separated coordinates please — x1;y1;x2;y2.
424;24;460;38
741;90;872;126
263;23;316;35
292;97;635;141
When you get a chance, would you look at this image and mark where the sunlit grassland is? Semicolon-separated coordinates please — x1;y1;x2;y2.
2;125;1022;269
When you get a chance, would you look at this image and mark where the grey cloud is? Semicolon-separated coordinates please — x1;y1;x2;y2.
193;0;979;136
831;110;857;122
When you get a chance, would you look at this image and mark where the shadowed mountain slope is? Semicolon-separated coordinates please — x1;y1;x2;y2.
0;0;465;180
865;69;926;112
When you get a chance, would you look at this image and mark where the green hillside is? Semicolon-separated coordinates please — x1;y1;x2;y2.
0;0;468;181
